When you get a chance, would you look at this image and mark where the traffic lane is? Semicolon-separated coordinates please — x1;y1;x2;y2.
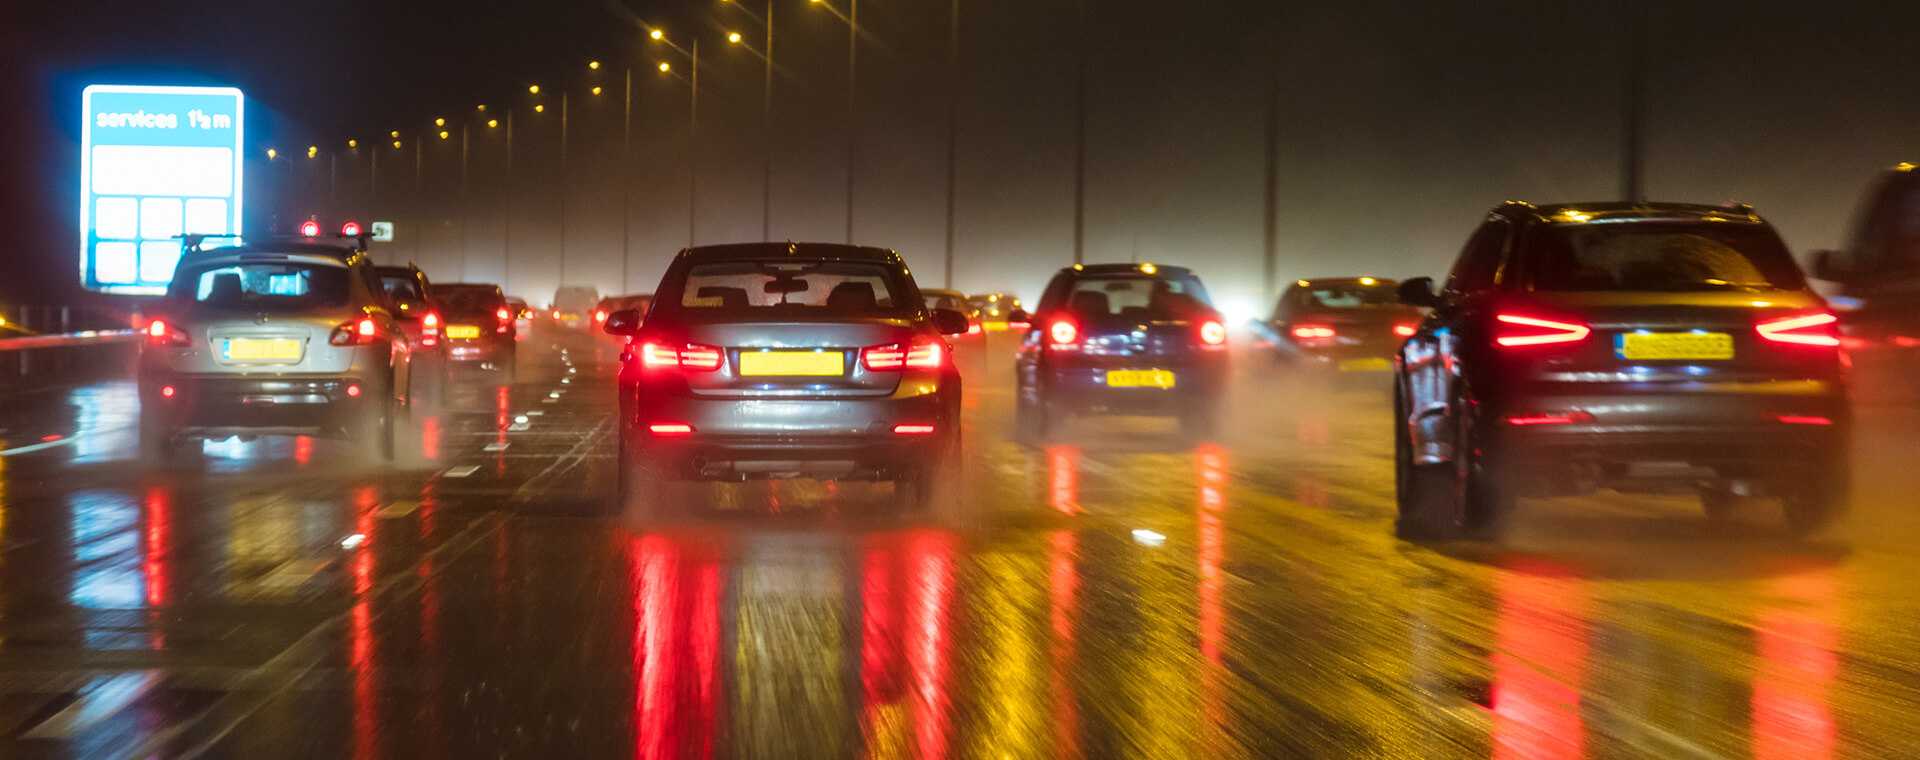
0;338;590;755
205;350;1919;757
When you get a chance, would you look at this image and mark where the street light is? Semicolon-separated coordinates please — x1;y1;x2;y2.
347;138;358;149
487;118;499;128
727;31;742;44
652;28;701;248
266;147;278;160
811;0;860;243
534;104;546;113
434;117;446;127
649;28;664;41
528;84;541;94
476;103;487;112
588;60;601;70
657;61;671;73
591;85;603;96
307;145;319;159
438;130;450;140
390;130;400;138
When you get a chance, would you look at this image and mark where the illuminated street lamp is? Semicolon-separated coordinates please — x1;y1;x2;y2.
727;31;742;44
487;118;499;128
347;138;358;149
434;117;446;127
476;103;487;112
591;85;603;96
438;130;450;140
588;60;601;70
307;145;319;159
657;61;671;73
390;130;400;138
266;147;278;160
528;84;541;94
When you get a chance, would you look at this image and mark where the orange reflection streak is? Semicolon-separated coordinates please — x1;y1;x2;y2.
1195;446;1227;730
293;435;313;466
690;561;721;760
350;485;380;760
1048;531;1081;759
1047;445;1081;515
495;385;511;474
421;415;441;461
1490;562;1590;760
632;534;694;760
141;486;171;609
859;545;901;752
1752;569;1839;760
909;532;955;760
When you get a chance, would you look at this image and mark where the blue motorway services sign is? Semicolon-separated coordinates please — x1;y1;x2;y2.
80;84;245;295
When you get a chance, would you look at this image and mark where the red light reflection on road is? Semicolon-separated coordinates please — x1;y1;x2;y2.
860;532;957;759
495;386;511;475
350;485;380;760
141;486;170;609
629;534;721;760
421;415;441;461
1490;562;1590;760
1048;530;1081;758
1752;569;1839;760
1047;445;1080;515
294;435;313;466
1195;446;1227;730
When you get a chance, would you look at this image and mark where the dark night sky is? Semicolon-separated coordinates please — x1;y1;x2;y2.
6;1;1920;318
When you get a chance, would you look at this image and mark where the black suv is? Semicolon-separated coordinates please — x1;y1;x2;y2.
1393;202;1847;539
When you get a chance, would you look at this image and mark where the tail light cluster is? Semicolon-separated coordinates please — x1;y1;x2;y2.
329;317;382;346
145;319;190;347
1198;319;1228;348
640;341;724;371
862;339;945;370
1756;312;1840;347
1047;320;1080;350
594;309;609;324
1393;323;1418;338
1492;313;1591;348
1290;324;1336;347
421;311;441;346
496;307;513;333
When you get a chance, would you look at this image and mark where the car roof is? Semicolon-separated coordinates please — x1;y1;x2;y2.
1055;263;1194;277
922;288;966;297
1496;201;1765;226
185;238;364;262
678;242;903;264
432;282;501;291
1292;276;1397;287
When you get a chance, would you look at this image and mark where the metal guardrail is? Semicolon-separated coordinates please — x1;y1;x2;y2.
1;304;145;384
0;330;140;352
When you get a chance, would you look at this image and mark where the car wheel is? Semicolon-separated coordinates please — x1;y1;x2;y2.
356;392;396;463
1397;384;1509;540
901;429;962;517
139;411;179;460
1699;485;1744;524
1393;389;1449;539
1782;464;1847;537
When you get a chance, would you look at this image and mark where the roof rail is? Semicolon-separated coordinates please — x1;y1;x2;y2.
1499;199;1537;209
1723;200;1757;216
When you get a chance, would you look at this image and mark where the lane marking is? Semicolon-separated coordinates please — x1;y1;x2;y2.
482;442;510;452
21;671;162;739
442;465;481;478
376;500;419;518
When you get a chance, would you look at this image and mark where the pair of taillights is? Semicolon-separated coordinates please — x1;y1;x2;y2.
145;317;388;348
646;422;935;436
1491;311;1840;349
1047;318;1228;350
636;339;945;371
1290;322;1419;344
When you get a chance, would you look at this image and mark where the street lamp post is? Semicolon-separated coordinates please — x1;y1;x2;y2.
944;0;961;287
723;0;777;241
653;30;701;249
1072;0;1088;266
810;0;859;244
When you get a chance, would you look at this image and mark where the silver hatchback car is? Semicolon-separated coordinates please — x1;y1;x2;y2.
137;236;417;460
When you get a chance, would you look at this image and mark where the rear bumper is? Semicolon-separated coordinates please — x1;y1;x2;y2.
1039;360;1225;413
138;374;379;434
626;385;956;480
446;340;513;364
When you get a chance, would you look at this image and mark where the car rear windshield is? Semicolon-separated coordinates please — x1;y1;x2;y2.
553;287;599;311
1527;223;1806;292
172;261;350;311
1292;282;1398;309
670;260;912;318
435;286;505;313
1058;275;1213;320
378;273;423;300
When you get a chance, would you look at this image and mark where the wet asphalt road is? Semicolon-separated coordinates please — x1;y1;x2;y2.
2;329;1919;759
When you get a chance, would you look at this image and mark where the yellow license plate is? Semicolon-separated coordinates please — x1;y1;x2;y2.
225;337;302;361
1104;369;1177;388
445;324;482;340
1338;357;1394;372
1617;331;1734;360
739;350;844;377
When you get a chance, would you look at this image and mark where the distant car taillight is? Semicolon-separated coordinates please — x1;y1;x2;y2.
1756;312;1841;347
1199;319;1228;346
1492;313;1590;348
145;319;189;347
594;309;609;323
1290;324;1335;347
1047;319;1080;350
330;317;382;346
1393;323;1418;338
496;307;512;321
862;339;945;371
640;341;723;371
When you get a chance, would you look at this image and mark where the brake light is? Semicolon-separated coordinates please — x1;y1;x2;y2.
551;310;561;319
1504;411;1595;426
648;423;695;436
346;383;363;398
1199;319;1228;346
892;424;937;435
1756;312;1840;347
594;309;608;323
1777;414;1834;426
1493;313;1591;348
340;220;362;237
861;340;945;371
330;317;381;346
639;342;723;371
159;385;177;399
496;307;512;321
1048;319;1079;349
1290;325;1335;339
423;312;440;330
1393;323;1418;338
145;319;189;347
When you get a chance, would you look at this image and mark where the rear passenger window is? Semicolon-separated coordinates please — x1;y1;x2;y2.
1446;220;1509;294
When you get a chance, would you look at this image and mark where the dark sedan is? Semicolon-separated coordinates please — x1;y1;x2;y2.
1268;276;1424;373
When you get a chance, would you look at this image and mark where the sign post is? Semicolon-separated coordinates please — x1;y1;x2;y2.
80;84;245;294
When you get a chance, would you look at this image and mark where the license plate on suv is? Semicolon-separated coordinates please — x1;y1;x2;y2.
445;324;482;340
223;337;302;362
1104;369;1176;388
1617;332;1734;360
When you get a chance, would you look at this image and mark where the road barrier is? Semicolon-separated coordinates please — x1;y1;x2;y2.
1;304;144;388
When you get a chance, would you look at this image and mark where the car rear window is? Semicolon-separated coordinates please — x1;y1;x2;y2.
670;260;912;317
173;262;350;310
378;273;423;301
436;287;505;313
1058;275;1213;320
1293;283;1398;309
1527;223;1806;292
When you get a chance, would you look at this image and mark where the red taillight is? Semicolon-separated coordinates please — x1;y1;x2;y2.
1048;320;1079;349
496;307;512;321
551;310;562;319
594;309;608;323
639;342;723;371
1199;319;1228;346
1777;414;1834;426
299;219;321;237
648;423;695;436
966;322;982;335
861;340;945;371
330;317;381;346
1756;312;1840;348
145;319;188;347
892;424;937;435
1493;313;1591;348
159;385;177;399
1290;325;1335;339
345;383;363;398
423;312;440;329
1393;323;1417;338
1504;410;1595;426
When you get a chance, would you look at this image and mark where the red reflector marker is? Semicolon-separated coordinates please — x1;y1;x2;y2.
160;385;177;399
892;424;937;435
648;423;695;436
345;383;363;398
1777;415;1834;426
1504;411;1595;426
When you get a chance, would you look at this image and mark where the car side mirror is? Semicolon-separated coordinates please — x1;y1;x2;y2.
1808;249;1845;282
1007;308;1030;324
931;308;970;336
603;309;643;336
1396;277;1437;308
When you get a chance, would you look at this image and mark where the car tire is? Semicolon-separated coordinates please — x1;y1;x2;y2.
1393;389;1449;539
901;429;962;517
1396;384;1510;540
1782;464;1847;537
355;392;396;463
1699;485;1744;524
139;411;180;461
